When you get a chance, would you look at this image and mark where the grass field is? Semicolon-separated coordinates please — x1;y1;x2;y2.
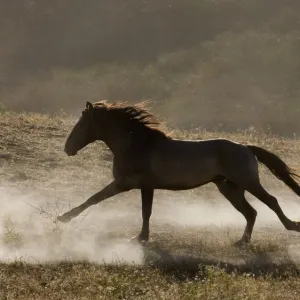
1;111;300;299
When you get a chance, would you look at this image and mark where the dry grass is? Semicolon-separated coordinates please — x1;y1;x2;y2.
2;261;300;300
1;111;300;299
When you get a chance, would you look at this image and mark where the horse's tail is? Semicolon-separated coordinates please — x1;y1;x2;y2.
247;145;300;196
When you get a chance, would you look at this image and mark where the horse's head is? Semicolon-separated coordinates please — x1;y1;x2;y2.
64;100;167;156
64;101;100;156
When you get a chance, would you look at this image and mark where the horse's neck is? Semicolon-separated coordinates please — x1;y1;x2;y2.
105;135;153;162
102;131;132;157
101;125;162;158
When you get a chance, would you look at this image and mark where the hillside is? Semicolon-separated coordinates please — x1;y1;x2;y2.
1;111;300;299
1;1;300;134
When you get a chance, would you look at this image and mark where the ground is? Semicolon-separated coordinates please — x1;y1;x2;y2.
1;111;300;299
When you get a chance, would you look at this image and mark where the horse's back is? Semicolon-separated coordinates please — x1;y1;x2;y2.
156;137;245;158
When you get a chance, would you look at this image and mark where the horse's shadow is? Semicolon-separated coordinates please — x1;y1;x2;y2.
142;242;300;280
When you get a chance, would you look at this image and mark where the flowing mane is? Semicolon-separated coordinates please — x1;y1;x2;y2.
93;100;169;139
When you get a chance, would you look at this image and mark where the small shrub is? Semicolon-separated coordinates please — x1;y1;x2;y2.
2;216;24;249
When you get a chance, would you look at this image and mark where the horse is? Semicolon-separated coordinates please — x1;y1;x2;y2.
57;101;300;246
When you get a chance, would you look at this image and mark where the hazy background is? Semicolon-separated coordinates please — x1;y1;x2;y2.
1;0;300;135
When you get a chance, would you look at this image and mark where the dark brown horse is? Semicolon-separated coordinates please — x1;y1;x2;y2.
57;101;300;245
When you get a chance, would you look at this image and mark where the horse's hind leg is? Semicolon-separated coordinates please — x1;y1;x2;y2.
215;180;257;245
246;183;300;232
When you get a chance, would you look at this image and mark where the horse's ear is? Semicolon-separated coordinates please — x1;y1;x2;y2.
86;101;93;111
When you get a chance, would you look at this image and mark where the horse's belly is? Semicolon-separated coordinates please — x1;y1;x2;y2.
151;157;219;189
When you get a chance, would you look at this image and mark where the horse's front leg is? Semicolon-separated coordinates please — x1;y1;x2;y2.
130;188;154;245
57;181;128;223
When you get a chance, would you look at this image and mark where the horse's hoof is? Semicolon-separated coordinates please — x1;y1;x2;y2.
294;221;300;231
129;236;148;246
232;239;249;248
292;221;300;232
57;214;71;223
285;221;300;232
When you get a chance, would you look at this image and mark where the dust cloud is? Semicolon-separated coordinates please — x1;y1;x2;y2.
164;189;300;228
0;185;144;265
1;184;300;266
